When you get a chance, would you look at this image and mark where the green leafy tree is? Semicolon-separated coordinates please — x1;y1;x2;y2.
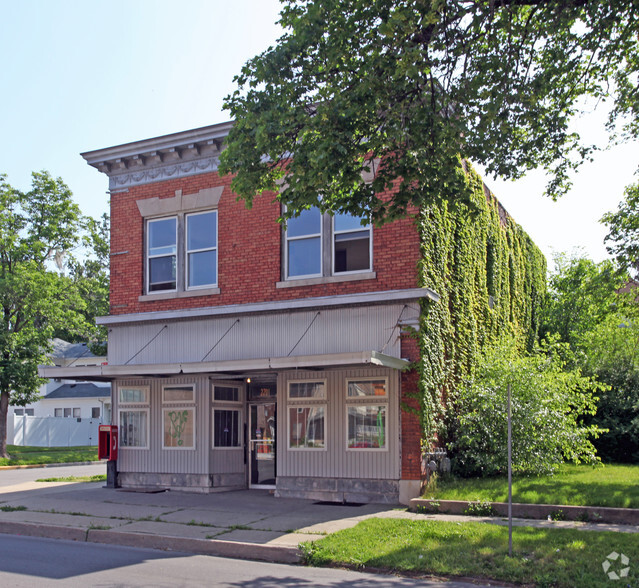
601;182;639;277
542;253;639;462
221;0;638;225
579;311;639;462
58;213;110;355
0;172;89;457
449;339;604;477
542;253;627;348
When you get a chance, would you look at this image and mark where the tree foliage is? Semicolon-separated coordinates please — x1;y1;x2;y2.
449;339;604;477
221;0;639;225
542;253;639;463
580;312;639;462
542;253;626;349
601;181;639;277
0;172;102;457
59;213;110;355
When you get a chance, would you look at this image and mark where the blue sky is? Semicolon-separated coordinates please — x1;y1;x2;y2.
1;0;636;266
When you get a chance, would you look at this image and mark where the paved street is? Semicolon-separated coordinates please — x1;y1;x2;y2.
0;534;476;588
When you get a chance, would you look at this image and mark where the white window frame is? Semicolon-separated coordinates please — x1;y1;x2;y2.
186;210;218;290
346;378;388;400
332;215;372;275
283;208;373;281
287;380;327;400
162;384;195;404
162;407;196;450
284;209;323;280
287;379;327;451
345;377;388;452
118;386;150;405
118;408;150;449
211;383;243;449
212;384;242;404
212;407;242;449
146;216;178;293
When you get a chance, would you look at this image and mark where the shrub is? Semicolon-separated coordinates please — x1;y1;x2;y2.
448;338;605;477
464;500;496;517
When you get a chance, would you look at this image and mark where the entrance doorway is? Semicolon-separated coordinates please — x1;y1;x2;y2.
249;402;276;487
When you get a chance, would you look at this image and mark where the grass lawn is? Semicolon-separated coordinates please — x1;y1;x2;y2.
302;518;639;588
35;474;106;483
426;464;639;509
0;445;99;466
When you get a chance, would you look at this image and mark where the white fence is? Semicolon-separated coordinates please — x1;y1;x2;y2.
11;416;102;447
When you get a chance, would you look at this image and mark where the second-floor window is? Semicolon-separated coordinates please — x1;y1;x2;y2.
146;211;218;293
285;208;371;280
148;217;177;291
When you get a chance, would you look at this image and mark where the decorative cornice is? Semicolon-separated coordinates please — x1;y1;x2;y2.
81;121;233;189
108;157;221;190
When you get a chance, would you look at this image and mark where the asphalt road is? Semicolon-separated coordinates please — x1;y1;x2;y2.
0;535;475;587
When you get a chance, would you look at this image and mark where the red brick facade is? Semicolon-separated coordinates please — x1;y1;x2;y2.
109;170;422;315
399;334;422;480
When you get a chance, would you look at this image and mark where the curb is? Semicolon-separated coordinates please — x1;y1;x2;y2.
0;521;301;565
409;499;639;525
0;461;99;471
88;530;302;564
0;521;86;542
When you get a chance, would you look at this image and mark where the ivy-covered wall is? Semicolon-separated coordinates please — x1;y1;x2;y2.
417;165;547;445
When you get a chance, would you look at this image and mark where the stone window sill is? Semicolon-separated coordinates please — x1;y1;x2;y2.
276;272;376;289
139;287;221;302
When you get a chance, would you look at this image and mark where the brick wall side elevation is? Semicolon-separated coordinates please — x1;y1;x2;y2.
109;171;421;315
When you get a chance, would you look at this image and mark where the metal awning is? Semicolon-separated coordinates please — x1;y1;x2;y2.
39;350;410;382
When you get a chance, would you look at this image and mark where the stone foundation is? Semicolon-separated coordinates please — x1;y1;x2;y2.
275;476;400;504
117;472;246;493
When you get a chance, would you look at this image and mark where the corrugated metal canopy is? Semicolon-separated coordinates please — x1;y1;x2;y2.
39;351;409;382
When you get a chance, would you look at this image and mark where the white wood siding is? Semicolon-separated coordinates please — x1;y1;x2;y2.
278;367;400;481
115;376;209;475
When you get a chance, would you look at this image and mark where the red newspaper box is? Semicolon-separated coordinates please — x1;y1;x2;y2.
98;425;118;461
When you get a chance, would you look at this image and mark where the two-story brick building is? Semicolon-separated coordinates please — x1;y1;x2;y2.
42;120;538;504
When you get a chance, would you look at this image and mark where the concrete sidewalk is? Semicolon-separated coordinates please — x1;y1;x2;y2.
1;470;638;566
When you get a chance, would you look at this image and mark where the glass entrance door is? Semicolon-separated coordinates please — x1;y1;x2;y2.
249;402;276;487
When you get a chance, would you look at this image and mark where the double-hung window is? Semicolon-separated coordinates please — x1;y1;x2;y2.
333;213;371;274
148;218;177;292
285;208;322;278
186;211;218;289
146;211;217;294
284;207;371;280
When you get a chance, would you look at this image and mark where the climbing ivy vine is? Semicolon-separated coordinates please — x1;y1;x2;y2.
417;164;546;447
